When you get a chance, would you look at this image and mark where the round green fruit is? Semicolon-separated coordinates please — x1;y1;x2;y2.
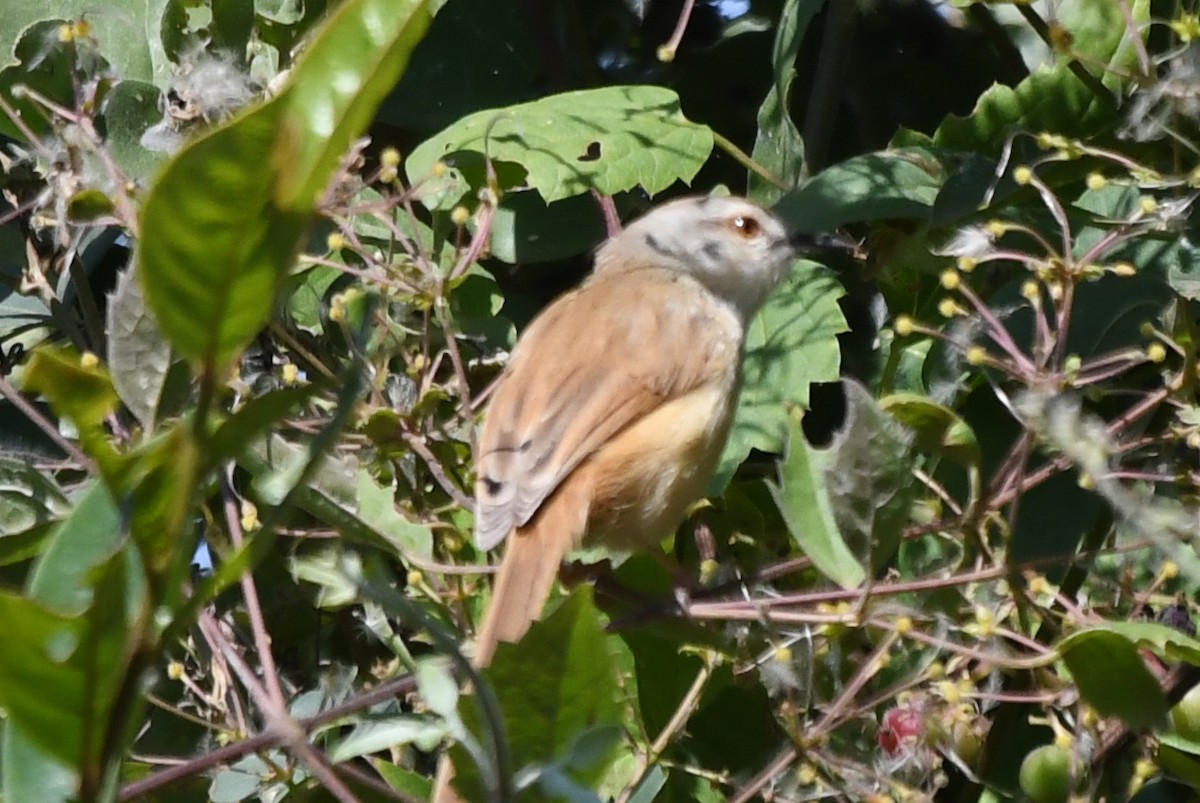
1171;685;1200;741
1018;744;1072;803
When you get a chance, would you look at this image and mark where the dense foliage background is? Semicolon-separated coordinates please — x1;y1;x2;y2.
0;0;1199;800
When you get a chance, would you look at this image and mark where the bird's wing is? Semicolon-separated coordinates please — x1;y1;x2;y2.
473;269;735;550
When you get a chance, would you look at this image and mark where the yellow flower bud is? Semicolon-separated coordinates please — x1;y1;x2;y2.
1013;166;1033;185
380;147;401;168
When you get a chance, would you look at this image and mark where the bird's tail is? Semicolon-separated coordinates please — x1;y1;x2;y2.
473;479;588;666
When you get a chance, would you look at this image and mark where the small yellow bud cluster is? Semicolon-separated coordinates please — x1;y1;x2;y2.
80;351;100;369
58;20;91;42
940;268;961;291
938;298;967;318
1013;166;1034;186
965;346;988;366
380;147;401;169
450;205;471;226
894;315;915;336
1085;172;1107;192
326;232;347;252
240;500;260;531
1170;13;1200;42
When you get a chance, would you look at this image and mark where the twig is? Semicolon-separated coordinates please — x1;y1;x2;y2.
221;469;288;708
0;374;94;471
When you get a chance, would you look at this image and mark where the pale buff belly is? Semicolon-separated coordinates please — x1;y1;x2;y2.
574;382;736;553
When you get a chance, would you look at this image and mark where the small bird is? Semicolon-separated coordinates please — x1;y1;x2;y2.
470;194;825;665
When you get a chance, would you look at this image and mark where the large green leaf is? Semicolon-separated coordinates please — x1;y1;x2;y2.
107;266;171;430
812;380;916;574
747;0;823;203
138;0;433;370
406;86;714;208
774;148;942;231
450;588;622;801
1058;625;1170;729
767;406;865;589
713;259;846;489
0;483;145;784
933;0;1149;151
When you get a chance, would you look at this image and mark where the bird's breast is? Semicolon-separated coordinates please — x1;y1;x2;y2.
579;378;739;553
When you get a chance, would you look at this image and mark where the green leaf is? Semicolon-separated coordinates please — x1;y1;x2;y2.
933;1;1148;151
65;189;115;222
451;587;622;801
774;148;942;231
101;79;166;183
0;21;97;141
355;471;434;558
880;393;981;468
815;381;917;573
137;101;307;369
0;550;143;776
22;346;119;430
1;724;76;803
370;759;433;800
1058;626;1169;729
406;85;714;208
138;0;433;369
767;406;865;589
28;482;122;615
329;715;449;762
208;384;323;461
0;456;70;537
747;0;823;203
714;260;845;489
274;0;434;208
243;433;434;558
1063;620;1200;666
107;266;171;430
487;192;610;264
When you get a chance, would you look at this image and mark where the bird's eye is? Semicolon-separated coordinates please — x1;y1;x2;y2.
730;215;761;238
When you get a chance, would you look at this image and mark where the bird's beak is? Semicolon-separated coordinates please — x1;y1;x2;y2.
788;229;862;260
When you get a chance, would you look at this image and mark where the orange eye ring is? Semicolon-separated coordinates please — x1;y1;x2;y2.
731;215;761;238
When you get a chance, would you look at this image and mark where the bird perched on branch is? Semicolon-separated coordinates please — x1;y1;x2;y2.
471;193;841;663
434;194;845;802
